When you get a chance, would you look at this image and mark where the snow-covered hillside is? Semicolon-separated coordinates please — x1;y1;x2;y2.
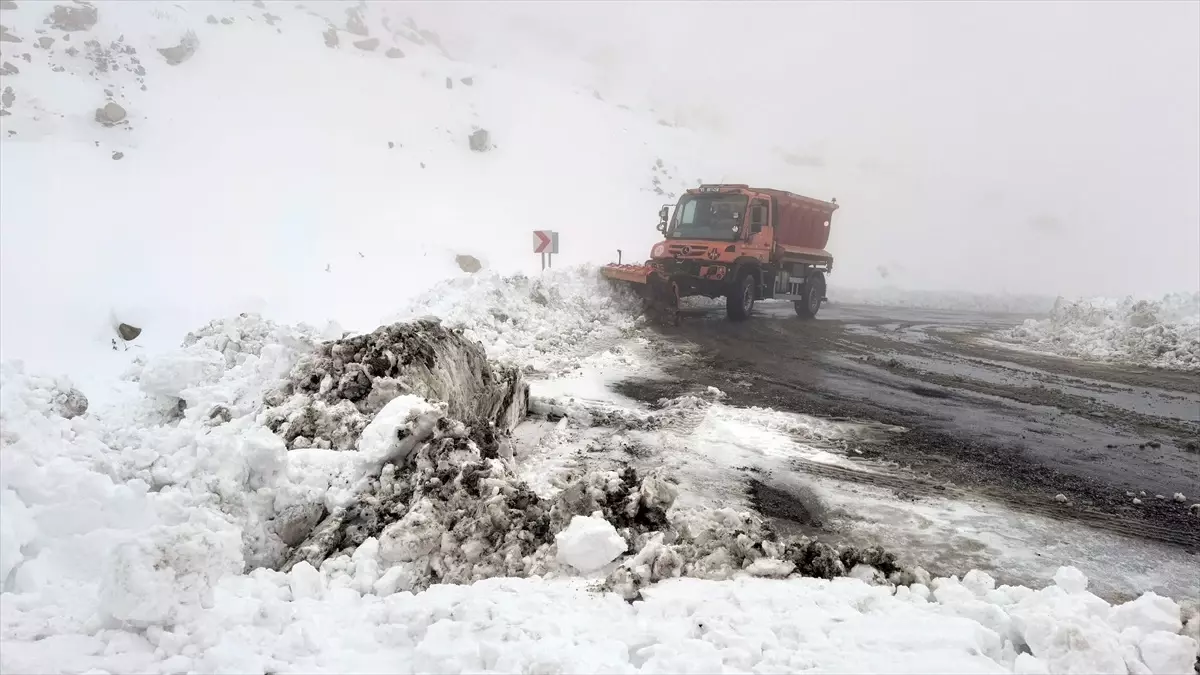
1001;293;1200;371
0;0;786;382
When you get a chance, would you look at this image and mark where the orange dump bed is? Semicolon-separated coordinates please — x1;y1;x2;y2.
760;189;838;251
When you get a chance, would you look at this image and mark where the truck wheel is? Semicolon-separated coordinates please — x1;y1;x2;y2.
726;273;755;321
794;272;824;319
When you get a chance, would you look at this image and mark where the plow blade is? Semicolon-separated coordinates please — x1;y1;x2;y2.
600;263;652;285
600;262;679;325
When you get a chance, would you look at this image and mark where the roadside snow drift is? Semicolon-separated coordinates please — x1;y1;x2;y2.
1002;292;1200;371
392;266;644;373
5;307;1198;673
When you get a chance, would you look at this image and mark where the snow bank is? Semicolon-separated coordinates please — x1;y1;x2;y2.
3;310;1197;675
5;557;1197;674
391;266;643;372
0;314;526;631
1001;292;1200;371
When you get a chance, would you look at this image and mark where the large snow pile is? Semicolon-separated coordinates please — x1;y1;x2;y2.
1001;292;1200;371
5;310;1196;673
391;266;644;372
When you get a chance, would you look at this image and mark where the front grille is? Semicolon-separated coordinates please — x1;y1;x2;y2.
666;244;709;258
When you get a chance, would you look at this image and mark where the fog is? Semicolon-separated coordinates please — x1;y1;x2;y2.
407;1;1199;298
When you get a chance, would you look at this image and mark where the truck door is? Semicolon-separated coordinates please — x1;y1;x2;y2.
744;198;772;261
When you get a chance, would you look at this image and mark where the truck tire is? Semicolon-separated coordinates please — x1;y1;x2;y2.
726;272;755;321
794;272;825;319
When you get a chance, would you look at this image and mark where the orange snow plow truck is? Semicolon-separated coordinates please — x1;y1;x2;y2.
602;184;839;321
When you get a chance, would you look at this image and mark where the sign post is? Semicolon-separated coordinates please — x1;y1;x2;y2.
533;230;559;271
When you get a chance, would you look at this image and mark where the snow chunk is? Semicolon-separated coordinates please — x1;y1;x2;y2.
745;557;796;578
1139;631;1200;675
1110;592;1184;636
356;394;438;468
99;523;243;626
1053;566;1089;595
555;513;627;573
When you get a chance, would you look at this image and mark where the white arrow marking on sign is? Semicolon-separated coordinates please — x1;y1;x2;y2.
533;230;552;253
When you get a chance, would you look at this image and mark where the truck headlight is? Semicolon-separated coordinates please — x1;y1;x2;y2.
652;243;666;258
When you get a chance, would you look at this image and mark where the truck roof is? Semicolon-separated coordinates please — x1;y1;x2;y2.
690;184;838;213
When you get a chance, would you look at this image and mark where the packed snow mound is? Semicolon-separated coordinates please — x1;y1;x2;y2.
4;315;1198;674
6;561;1196;674
391;266;644;373
1001;292;1200;371
0;314;526;624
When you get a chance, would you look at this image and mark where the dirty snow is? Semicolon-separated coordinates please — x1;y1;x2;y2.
1001;293;1200;371
5;305;1198;673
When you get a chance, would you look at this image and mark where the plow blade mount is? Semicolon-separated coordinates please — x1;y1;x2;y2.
600;263;651;285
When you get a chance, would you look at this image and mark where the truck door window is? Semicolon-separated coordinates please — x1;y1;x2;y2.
750;200;768;232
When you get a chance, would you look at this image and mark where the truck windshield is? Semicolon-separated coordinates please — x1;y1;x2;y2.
668;194;748;241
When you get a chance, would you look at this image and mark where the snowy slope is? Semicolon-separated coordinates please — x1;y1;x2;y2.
1000;293;1200;371
0;0;760;383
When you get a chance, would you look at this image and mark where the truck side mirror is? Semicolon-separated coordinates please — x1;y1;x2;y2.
657;205;670;233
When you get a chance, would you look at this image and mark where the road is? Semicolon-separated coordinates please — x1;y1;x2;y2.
616;300;1200;556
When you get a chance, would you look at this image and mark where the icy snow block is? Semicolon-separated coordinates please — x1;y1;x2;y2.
1138;631;1199;675
51;387;88;419
555;514;627;573
1110;592;1184;635
1052;566;1088;594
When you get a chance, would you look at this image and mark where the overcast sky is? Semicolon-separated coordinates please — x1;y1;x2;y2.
409;1;1198;297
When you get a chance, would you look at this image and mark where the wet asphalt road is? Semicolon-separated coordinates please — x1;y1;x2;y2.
618;300;1200;551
